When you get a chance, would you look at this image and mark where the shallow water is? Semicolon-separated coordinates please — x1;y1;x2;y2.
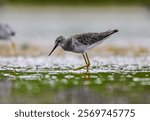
0;56;150;103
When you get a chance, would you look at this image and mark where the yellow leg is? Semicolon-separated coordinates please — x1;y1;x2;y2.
74;53;87;70
74;53;90;72
85;53;90;72
10;41;17;56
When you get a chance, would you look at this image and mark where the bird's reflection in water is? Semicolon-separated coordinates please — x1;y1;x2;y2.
84;72;90;80
54;72;95;103
54;86;101;104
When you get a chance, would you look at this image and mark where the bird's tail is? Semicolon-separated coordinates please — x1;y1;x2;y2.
108;29;119;35
112;29;119;34
102;29;119;38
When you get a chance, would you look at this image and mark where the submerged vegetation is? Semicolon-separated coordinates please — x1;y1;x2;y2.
0;56;150;103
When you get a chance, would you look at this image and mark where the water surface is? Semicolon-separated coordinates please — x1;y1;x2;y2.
0;56;150;103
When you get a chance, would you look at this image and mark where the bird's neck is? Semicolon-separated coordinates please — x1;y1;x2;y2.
61;40;71;51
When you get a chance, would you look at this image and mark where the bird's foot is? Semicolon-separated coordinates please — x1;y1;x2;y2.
73;65;87;71
73;65;90;73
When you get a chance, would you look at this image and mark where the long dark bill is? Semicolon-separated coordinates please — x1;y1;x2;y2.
48;42;58;56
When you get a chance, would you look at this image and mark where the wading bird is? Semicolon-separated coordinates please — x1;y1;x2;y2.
0;23;17;56
48;29;118;72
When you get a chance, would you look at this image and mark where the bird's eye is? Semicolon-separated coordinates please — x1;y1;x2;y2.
58;40;61;42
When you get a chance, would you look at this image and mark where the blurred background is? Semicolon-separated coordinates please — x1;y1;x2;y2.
0;0;150;56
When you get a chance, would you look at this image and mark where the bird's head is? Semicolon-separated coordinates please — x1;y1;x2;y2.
48;36;65;56
0;23;16;39
4;24;16;36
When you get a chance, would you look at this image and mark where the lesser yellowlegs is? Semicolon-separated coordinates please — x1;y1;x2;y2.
0;23;17;56
48;29;119;72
